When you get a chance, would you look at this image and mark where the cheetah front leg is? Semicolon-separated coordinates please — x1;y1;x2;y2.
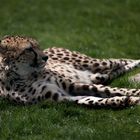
60;95;140;107
65;83;140;107
8;92;140;108
68;82;140;97
5;83;140;108
73;96;140;108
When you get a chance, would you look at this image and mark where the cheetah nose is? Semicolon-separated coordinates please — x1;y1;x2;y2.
42;56;48;62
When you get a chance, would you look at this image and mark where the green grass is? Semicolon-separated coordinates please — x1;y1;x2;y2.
0;0;140;139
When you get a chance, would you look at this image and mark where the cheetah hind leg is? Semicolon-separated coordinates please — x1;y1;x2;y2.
90;60;140;84
108;60;140;80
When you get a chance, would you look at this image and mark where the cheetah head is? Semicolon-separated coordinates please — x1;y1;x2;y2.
0;36;48;77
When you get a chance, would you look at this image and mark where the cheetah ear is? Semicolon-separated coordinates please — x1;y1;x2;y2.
0;35;11;49
3;35;10;38
0;35;9;44
1;35;11;40
0;41;8;51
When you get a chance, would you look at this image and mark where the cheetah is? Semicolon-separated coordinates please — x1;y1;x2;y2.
0;35;140;108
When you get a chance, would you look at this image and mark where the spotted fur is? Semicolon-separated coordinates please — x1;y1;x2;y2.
0;35;140;108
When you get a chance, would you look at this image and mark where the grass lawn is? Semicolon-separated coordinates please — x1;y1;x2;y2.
0;0;140;139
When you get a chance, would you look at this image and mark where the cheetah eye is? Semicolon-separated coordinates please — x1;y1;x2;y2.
24;47;37;57
23;47;36;56
25;47;33;51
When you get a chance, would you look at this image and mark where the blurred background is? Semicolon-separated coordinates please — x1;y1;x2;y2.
0;0;140;58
